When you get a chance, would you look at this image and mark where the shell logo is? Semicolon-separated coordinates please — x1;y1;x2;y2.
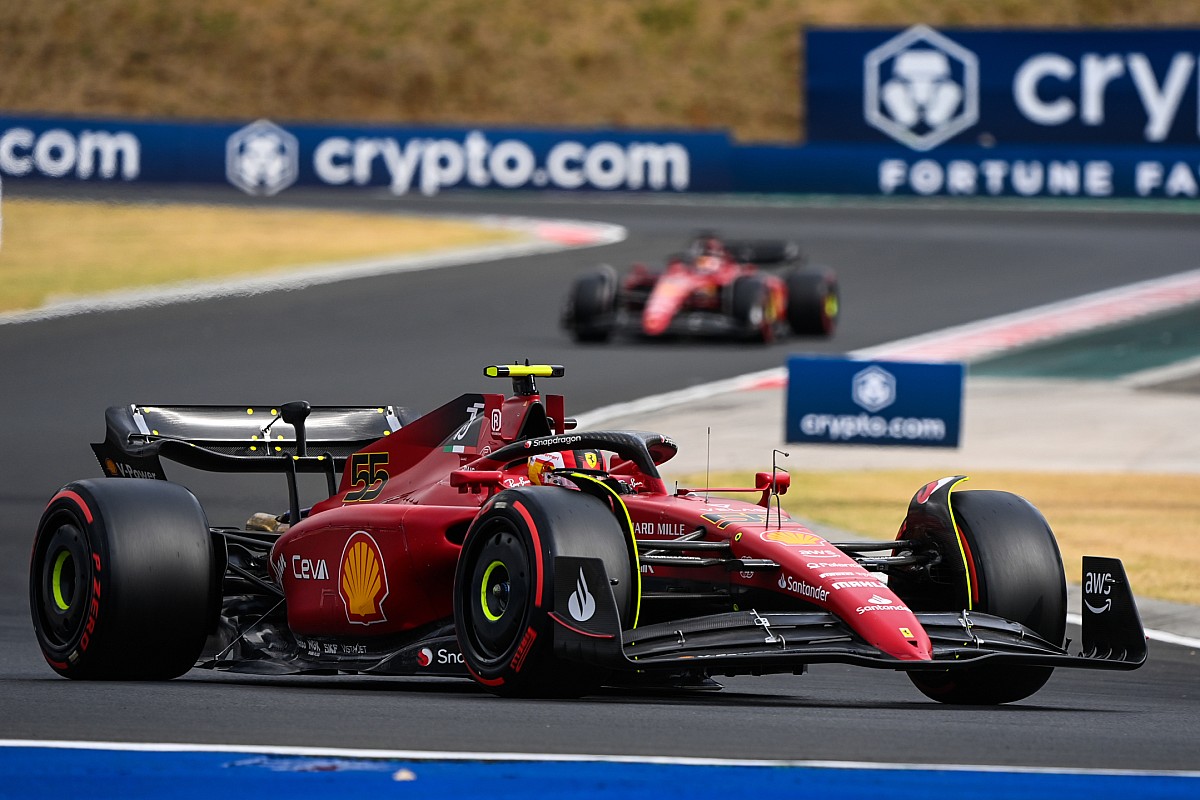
761;530;824;547
339;531;389;625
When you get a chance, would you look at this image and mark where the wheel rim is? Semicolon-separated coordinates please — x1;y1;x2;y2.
465;521;531;663
34;517;92;650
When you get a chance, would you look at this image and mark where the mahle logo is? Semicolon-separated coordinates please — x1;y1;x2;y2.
852;365;896;413
226;119;299;196
864;25;979;151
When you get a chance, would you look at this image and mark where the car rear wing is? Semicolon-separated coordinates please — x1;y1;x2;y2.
92;402;415;481
724;239;803;266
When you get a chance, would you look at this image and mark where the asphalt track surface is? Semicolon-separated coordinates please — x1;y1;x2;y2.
2;183;1198;772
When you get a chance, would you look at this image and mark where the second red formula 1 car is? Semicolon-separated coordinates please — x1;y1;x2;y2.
31;365;1145;704
563;233;839;343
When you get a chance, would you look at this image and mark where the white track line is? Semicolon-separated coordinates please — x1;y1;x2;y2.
0;739;1197;777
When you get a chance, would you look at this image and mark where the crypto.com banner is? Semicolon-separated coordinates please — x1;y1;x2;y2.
785;356;964;448
808;27;1200;150
0;115;721;196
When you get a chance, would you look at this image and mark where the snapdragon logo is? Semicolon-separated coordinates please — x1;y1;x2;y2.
313;130;690;196
226;119;299;196
865;25;979;151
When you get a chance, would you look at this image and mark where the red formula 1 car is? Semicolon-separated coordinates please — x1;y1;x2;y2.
31;365;1145;704
563;233;839;343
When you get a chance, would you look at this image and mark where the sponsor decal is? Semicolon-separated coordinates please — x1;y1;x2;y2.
1084;570;1113;613
339;531;390;625
226;119;298;196
0;126;141;180
639;564;656;575
777;573;830;602
864;25;979;151
102;458;158;480
510;626;538;673
807;561;852;569
75;553;102;657
760;530;824;547
271;554;286;585
798;549;840;557
291;555;329;580
567;569;596;622
856;595;911;614
852;365;897;413
819;570;862;579
831;580;886;590
702;510;770;530
417;647;433;667
312;130;690;196
633;522;690;537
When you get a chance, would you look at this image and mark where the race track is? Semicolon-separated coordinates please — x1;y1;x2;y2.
2;184;1198;771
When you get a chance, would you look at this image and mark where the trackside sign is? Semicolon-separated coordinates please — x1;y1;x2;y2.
785;356;964;447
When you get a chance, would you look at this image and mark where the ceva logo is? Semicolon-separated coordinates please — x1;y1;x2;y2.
864;25;979;151
226;119;299;196
852;365;897;413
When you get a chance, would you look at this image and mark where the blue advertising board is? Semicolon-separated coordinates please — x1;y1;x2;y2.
808;27;1200;149
0;114;727;195
785;356;964;448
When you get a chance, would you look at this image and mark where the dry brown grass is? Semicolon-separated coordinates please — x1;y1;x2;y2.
0;199;518;313
3;2;1199;143
695;469;1200;605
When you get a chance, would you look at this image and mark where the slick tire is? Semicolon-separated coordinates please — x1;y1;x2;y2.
567;266;617;343
730;275;777;343
784;267;838;337
30;479;218;680
453;487;634;698
892;489;1066;705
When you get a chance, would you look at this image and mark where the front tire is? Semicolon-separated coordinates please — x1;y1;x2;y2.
30;479;217;680
454;487;634;697
892;487;1066;705
565;266;617;343
730;275;779;343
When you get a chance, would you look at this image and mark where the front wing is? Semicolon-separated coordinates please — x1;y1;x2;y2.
550;556;1147;676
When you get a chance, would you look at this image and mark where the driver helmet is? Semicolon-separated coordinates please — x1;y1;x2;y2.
692;235;725;272
529;448;605;485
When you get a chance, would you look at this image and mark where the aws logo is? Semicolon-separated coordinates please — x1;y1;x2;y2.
339;531;389;625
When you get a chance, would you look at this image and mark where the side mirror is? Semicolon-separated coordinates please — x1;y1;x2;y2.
755;470;790;507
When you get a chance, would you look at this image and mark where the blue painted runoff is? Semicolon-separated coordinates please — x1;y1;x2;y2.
0;747;1197;800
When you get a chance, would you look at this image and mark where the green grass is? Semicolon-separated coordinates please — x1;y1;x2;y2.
0;199;518;313
3;2;1199;144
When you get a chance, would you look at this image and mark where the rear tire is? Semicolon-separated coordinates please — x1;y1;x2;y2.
30;479;217;680
566;266;617;343
454;487;633;697
785;266;838;337
891;488;1066;704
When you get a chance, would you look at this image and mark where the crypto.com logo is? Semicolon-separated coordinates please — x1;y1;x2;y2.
226;119;298;196
864;25;979;151
852;365;896;413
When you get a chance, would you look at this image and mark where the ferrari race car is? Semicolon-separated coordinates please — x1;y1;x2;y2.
31;365;1146;704
562;233;839;343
